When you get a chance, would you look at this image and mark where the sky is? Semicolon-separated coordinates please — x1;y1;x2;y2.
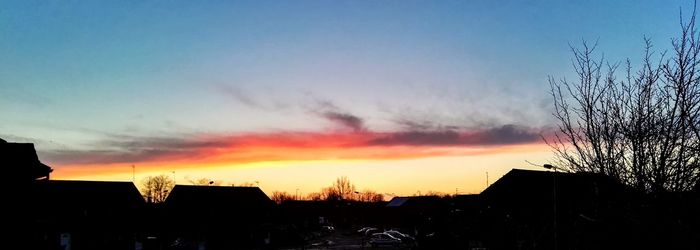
0;0;693;197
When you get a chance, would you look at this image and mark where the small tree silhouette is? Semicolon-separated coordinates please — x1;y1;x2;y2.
270;191;295;204
140;175;174;203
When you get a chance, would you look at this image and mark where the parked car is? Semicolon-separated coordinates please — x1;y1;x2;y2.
384;230;415;245
364;228;381;237
369;232;402;247
321;225;335;235
357;227;376;234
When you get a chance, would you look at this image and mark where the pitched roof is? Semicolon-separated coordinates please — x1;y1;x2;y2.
32;180;145;207
385;196;445;208
1;140;52;180
480;168;627;207
165;185;274;211
30;180;145;224
386;197;410;207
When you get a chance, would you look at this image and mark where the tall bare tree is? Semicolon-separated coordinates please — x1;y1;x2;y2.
331;176;356;200
548;11;700;193
320;186;342;201
140;175;174;203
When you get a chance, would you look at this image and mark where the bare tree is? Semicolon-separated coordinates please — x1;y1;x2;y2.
320;186;342;201
140;175;174;203
548;11;700;193
270;191;295;204
331;176;356;200
306;192;323;201
423;190;451;198
304;176;382;202
356;189;384;202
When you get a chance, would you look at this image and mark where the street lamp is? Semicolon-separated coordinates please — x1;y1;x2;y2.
543;164;558;250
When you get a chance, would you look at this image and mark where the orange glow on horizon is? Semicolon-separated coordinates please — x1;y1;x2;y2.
50;139;554;196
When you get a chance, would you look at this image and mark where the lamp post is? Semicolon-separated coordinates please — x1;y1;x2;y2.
543;164;558;250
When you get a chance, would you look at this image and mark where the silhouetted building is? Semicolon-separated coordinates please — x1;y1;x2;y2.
479;169;630;250
1;138;52;182
30;180;145;250
2;138;54;249
162;185;275;249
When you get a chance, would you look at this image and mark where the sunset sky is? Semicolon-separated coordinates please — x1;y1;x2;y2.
1;1;690;196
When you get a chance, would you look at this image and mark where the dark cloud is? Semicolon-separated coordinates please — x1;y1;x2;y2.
309;98;367;132
463;124;540;145
40;135;233;165
392;117;461;131
392;118;436;131
41;148;174;165
369;130;462;146
97;136;230;150
320;111;366;132
368;125;540;146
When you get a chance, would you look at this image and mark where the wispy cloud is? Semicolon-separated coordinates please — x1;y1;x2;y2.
217;84;290;111
307;98;367;132
218;85;261;108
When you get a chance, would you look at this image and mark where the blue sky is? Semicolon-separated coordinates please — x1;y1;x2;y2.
0;0;694;193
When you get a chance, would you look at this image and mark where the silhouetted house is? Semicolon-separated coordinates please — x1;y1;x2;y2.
30;180;145;250
2;138;54;249
479;169;630;250
1;138;52;183
162;185;275;249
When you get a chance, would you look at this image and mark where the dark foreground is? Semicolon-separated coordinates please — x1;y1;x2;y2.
4;140;700;250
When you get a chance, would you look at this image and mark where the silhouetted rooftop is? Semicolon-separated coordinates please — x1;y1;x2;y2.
165;185;274;210
30;180;145;226
1;139;52;181
482;168;622;195
386;195;446;208
32;180;145;207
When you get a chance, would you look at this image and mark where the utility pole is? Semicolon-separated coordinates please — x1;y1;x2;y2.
552;167;557;250
544;164;558;250
486;171;489;188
